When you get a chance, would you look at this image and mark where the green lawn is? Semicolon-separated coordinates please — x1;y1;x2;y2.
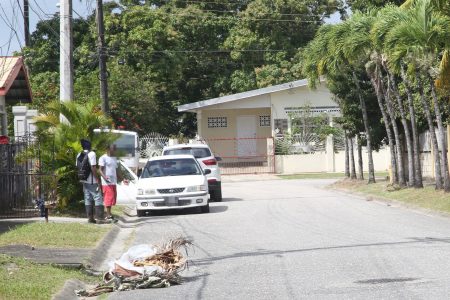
279;171;389;180
0;222;111;248
0;254;98;300
332;179;450;214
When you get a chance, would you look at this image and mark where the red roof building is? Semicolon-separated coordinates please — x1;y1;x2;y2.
0;56;32;135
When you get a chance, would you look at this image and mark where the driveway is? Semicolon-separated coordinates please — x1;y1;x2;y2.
108;178;450;299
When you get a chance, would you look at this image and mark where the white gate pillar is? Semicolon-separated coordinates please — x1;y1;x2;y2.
326;115;335;172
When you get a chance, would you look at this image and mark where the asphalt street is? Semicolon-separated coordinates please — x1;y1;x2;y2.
107;178;450;299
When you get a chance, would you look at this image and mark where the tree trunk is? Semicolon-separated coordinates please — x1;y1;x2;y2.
429;75;450;192
357;135;364;180
417;71;442;189
344;130;350;178
349;136;357;179
401;66;423;188
386;66;415;187
368;73;397;183
380;71;406;186
353;71;375;183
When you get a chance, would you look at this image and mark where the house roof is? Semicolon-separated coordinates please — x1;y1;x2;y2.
0;56;32;103
178;78;311;112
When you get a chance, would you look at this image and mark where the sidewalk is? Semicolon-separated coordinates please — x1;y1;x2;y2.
0;215;131;300
0;216;120;269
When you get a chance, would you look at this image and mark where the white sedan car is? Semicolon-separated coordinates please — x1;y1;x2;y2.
135;155;210;216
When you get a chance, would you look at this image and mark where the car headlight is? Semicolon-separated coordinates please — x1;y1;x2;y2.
186;185;207;192
145;189;156;195
137;189;143;195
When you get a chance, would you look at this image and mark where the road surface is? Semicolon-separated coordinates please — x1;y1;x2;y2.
108;178;450;299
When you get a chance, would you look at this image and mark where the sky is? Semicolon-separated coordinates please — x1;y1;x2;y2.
0;0;94;56
0;0;342;56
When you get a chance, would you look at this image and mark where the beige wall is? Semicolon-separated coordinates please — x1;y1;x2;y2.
270;83;336;120
276;148;391;174
199;108;271;159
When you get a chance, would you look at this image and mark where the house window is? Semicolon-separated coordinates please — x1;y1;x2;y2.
274;118;288;134
208;117;227;128
259;115;270;127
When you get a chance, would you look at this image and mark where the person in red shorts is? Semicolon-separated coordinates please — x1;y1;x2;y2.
99;144;118;221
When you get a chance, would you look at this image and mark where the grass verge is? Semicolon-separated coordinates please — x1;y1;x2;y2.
0;254;99;300
279;171;389;180
331;179;450;214
0;222;111;248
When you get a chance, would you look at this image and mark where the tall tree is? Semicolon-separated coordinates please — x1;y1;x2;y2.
386;0;450;190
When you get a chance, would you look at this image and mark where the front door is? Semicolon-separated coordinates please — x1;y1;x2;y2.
237;115;257;156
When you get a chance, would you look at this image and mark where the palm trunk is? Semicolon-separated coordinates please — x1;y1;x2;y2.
381;71;406;186
429;75;450;192
401;66;423;188
368;73;397;184
417;71;442;189
386;66;415;187
357;135;364;180
353;71;375;183
344;130;350;178
349;136;357;179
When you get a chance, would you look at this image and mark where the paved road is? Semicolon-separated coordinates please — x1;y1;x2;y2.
108;179;450;299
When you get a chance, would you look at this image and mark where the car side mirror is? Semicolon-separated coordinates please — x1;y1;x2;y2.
204;169;212;175
216;156;222;162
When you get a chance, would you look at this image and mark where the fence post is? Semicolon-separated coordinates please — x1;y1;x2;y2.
267;137;275;173
326;116;335;172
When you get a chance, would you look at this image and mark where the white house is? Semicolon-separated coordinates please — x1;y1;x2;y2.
177;79;349;173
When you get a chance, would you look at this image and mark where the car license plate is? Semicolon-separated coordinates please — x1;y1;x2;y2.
166;197;178;206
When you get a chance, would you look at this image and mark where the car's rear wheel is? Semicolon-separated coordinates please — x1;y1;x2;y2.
211;188;222;202
200;203;210;213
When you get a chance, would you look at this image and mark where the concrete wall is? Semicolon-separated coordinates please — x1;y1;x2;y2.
275;147;391;174
0;96;6;135
274;147;441;177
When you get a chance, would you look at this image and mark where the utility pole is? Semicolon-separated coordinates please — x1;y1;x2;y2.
59;0;74;104
23;0;30;47
96;0;109;115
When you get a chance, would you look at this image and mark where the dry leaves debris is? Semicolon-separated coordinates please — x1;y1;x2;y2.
76;237;192;297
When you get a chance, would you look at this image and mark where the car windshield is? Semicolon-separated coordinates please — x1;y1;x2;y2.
141;158;202;178
163;147;211;159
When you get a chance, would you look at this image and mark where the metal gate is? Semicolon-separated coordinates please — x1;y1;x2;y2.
0;135;56;218
199;137;275;175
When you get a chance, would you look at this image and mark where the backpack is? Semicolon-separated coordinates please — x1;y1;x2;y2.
77;152;91;181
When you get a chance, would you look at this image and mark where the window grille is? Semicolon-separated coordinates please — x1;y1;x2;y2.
208;117;227;128
274;119;288;134
259;115;270;127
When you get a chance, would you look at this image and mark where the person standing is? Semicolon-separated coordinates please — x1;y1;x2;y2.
76;139;103;223
99;144;118;221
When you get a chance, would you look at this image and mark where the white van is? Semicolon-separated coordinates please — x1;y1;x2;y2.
93;129;139;174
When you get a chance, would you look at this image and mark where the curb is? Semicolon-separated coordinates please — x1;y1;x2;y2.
84;224;121;271
330;183;450;220
52;279;86;300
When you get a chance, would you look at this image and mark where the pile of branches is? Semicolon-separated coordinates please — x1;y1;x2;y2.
76;237;192;297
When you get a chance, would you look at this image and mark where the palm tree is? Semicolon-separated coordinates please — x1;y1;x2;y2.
349;136;357;179
356;135;364;180
386;0;450;190
34;99;114;206
303;22;377;183
370;5;421;187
